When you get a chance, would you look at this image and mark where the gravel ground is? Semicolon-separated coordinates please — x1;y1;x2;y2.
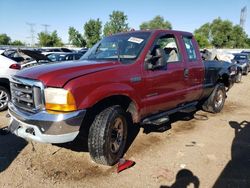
0;76;250;188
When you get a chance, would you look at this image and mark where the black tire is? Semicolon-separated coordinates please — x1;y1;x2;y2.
244;67;248;76
202;83;226;113
0;86;10;111
235;71;242;83
88;105;128;166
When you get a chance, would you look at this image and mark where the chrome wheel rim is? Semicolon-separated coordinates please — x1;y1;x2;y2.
0;90;8;109
110;117;124;154
237;72;242;82
215;90;224;109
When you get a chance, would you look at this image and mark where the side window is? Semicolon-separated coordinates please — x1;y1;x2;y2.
66;55;73;61
155;35;181;63
183;36;197;61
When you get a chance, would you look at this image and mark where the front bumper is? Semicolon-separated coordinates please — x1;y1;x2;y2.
8;102;86;143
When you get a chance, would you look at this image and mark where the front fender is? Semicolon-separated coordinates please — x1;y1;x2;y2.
77;83;141;110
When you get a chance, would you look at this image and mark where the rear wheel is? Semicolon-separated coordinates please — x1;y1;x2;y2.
202;83;226;113
88;105;128;166
244;67;249;75
0;86;10;111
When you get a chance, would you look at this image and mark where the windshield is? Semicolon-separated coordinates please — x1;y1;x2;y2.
234;55;247;60
81;32;150;63
47;54;66;62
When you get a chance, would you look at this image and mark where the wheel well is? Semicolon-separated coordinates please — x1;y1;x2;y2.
78;95;138;138
87;95;139;123
219;74;230;88
0;78;10;92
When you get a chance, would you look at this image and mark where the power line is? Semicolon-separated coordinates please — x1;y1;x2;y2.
26;22;36;46
41;24;50;34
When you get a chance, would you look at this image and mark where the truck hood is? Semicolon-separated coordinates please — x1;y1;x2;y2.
15;60;120;87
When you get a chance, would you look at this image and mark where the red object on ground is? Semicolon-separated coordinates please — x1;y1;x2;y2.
117;159;135;173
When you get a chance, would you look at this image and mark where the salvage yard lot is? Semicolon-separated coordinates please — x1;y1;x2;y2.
0;76;250;187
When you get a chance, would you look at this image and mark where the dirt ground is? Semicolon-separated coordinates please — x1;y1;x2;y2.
1;76;250;188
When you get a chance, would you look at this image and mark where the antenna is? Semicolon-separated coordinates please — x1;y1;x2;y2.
240;6;247;30
26;22;36;46
41;24;50;34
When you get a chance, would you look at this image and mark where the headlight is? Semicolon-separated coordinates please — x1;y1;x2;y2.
44;88;77;112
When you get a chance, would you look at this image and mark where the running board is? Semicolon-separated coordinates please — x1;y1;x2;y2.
142;101;198;125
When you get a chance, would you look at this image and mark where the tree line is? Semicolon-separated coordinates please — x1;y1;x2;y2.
0;10;249;48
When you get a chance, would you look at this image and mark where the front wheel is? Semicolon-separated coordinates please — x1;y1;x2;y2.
88;105;128;166
202;83;226;113
0;86;10;111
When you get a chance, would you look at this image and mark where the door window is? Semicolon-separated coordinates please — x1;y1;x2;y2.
183;36;197;61
154;35;181;63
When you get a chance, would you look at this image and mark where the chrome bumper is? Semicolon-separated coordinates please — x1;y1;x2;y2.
8;102;86;143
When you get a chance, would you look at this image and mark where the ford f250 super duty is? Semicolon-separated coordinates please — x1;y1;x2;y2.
8;30;236;166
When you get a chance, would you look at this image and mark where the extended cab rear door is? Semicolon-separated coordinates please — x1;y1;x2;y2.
181;35;205;102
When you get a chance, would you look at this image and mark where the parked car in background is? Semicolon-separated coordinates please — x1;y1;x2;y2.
47;52;83;62
40;47;73;53
78;48;88;55
232;53;250;75
200;49;242;83
20;50;84;69
0;50;21;111
241;50;250;58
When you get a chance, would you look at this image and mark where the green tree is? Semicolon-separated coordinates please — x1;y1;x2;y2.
246;38;250;48
194;33;210;48
68;27;86;47
51;31;63;47
194;18;249;48
38;30;63;47
38;32;52;46
194;23;211;39
139;16;172;30
194;23;211;48
230;25;249;48
0;33;11;45
11;40;24;46
103;10;129;36
210;18;233;48
84;19;102;48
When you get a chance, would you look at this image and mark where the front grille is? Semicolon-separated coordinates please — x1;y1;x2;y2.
10;77;44;112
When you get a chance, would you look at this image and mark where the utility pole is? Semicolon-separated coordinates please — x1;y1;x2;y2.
26;22;36;46
41;24;50;34
240;6;247;30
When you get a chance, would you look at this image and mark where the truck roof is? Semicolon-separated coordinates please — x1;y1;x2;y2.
110;29;193;37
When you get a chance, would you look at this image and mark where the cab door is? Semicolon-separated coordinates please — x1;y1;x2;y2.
142;32;188;115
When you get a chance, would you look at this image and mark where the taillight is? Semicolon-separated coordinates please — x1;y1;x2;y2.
9;64;21;70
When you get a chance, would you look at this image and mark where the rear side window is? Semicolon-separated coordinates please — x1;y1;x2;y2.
183;36;197;61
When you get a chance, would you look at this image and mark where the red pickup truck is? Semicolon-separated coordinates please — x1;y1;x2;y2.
8;30;236;165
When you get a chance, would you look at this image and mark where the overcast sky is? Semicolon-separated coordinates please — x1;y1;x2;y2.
0;0;249;44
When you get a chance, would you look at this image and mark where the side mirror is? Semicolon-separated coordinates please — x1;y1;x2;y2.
145;47;167;70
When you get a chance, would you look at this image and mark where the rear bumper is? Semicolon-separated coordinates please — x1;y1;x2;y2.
8;102;86;143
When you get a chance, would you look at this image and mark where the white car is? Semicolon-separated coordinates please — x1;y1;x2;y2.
0;50;21;111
